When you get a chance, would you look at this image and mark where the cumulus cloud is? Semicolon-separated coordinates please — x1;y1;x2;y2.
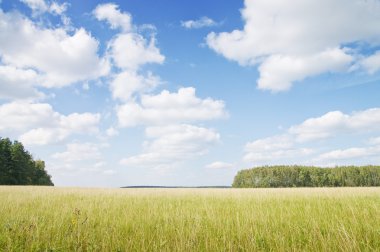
316;146;380;161
106;127;119;137
19;112;100;145
0;102;100;145
93;3;132;32
245;134;293;152
244;148;314;165
258;48;353;91
243;107;380;166
109;33;164;71
0;9;109;90
289;108;380;142
49;1;68;15
243;135;313;165
48;142;111;176
0;102;59;131
93;3;164;103
181;17;217;29
91;3;227;170
110;71;161;102
207;0;380;91
94;4;226;170
205;162;234;169
19;128;70;146
120;124;220;168
52;142;106;162
95;3;164;72
117;87;227;127
0;65;45;100
361;51;380;74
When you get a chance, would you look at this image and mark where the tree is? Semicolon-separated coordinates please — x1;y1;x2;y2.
0;138;13;184
33;160;53;185
232;165;380;188
0;137;53;186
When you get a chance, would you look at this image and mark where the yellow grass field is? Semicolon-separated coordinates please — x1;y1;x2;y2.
0;187;379;251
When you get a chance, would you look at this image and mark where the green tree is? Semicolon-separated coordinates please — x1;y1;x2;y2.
232;165;380;188
0;138;13;184
0;137;53;186
33;160;53;186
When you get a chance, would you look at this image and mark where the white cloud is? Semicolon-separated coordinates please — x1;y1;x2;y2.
205;162;234;169
21;0;70;28
103;169;116;175
106;127;119;137
110;71;161;102
317;147;379;161
0;102;100;145
120;124;220;168
207;0;380;91
245;134;293;152
52;142;106;162
93;3;132;32
48;142;111;176
49;2;68;15
94;162;106;168
369;137;380;145
181;17;217;29
289;111;348;142
19;111;100;145
109;33;164;71
289;108;380;142
0;9;109;89
0;102;58;131
20;0;48;14
60;113;100;132
117;87;227;127
243;107;380;166
94;4;227;171
258;48;352;91
361;51;380;74
243;135;313;165
0;65;45;100
96;5;165;102
93;3;164;72
19;128;69;146
244;148;314;165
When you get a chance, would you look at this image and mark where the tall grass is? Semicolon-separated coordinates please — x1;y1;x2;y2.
0;187;379;251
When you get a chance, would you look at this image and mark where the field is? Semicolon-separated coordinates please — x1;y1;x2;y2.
0;187;379;251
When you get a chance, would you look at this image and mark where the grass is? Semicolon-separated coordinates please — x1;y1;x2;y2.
0;187;379;251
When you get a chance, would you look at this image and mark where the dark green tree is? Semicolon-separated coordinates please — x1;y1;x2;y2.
0;138;13;184
0;137;53;186
232;165;380;188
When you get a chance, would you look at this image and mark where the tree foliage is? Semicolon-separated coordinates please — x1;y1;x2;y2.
232;165;380;188
0;137;53;186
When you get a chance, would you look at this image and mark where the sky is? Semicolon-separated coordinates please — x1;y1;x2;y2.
1;0;380;187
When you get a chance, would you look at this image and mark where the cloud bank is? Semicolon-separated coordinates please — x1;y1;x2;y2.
207;0;380;91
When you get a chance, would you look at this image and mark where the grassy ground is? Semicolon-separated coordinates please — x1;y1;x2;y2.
0;187;379;251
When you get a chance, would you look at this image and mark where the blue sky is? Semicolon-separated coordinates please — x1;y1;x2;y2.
1;0;380;187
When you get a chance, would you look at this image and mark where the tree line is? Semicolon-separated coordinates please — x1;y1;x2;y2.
0;137;53;186
232;165;380;188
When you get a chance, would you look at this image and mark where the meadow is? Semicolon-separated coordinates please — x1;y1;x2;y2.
0;187;379;251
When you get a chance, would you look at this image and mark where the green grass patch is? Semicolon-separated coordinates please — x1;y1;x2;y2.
0;187;379;251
